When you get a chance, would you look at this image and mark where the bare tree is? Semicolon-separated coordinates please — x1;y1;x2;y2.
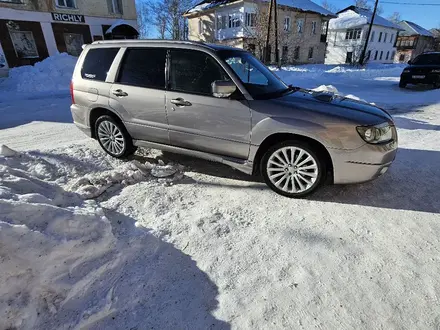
387;11;401;23
135;0;150;38
149;0;194;40
355;0;371;10
321;0;337;13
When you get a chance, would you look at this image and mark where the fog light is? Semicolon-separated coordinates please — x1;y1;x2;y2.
379;167;389;175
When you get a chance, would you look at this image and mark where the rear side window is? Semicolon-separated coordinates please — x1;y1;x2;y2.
169;49;230;96
81;48;119;81
117;48;166;89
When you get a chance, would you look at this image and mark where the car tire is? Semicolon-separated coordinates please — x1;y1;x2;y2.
399;81;407;88
260;140;325;198
95;115;137;158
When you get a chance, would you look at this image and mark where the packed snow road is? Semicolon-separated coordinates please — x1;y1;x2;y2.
1;55;440;329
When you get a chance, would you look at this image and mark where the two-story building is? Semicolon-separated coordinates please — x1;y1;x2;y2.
183;0;336;64
395;20;434;63
325;6;403;65
0;0;139;73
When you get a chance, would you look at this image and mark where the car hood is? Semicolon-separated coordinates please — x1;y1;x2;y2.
270;89;393;123
406;64;440;70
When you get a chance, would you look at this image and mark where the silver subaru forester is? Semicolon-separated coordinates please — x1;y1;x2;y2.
70;40;398;197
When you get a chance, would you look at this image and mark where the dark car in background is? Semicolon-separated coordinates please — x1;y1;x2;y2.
399;52;440;89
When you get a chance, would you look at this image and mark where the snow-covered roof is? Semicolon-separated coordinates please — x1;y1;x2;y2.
329;6;403;30
398;20;433;37
186;0;336;17
105;20;139;34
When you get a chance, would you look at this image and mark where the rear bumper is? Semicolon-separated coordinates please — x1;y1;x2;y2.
74;121;92;137
329;139;398;184
401;73;439;85
71;104;92;137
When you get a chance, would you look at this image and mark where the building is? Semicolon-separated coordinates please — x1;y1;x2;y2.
0;0;139;74
395;21;435;63
325;6;403;65
183;0;336;64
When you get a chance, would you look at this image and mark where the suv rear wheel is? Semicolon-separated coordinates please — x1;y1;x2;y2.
261;140;325;198
95;115;136;158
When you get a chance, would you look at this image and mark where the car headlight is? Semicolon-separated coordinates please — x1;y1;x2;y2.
432;69;440;73
403;69;411;73
356;123;394;144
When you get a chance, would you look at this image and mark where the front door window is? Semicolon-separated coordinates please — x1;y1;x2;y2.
169;50;230;96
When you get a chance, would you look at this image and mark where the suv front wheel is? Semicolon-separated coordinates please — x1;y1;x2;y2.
95;115;136;158
261;141;325;197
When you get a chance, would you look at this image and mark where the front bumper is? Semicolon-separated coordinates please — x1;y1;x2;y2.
400;73;439;85
329;139;398;184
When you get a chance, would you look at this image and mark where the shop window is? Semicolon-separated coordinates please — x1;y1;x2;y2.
108;0;123;14
9;30;39;59
64;33;84;56
56;0;76;8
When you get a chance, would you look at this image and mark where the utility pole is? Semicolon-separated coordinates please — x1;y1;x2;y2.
274;0;279;65
359;0;379;66
264;0;274;63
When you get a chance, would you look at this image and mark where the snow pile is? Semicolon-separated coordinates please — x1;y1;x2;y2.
0;146;204;329
1;53;76;93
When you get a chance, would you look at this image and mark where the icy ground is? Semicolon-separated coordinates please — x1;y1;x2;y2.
1;55;440;329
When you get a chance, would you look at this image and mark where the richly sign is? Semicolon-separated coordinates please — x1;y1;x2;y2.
51;13;85;23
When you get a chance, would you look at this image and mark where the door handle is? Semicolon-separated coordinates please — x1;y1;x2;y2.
112;89;128;97
170;98;192;107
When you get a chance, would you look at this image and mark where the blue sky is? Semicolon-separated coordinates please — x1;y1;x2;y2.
325;0;439;29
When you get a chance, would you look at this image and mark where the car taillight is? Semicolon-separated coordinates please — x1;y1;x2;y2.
70;80;75;104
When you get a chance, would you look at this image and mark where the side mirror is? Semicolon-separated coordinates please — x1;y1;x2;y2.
408;60;412;65
212;80;236;98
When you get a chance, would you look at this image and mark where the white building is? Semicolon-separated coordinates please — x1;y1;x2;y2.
325;6;403;65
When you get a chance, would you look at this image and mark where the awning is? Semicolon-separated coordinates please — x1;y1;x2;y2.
105;20;139;36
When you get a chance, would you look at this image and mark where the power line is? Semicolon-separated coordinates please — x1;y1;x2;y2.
381;1;440;5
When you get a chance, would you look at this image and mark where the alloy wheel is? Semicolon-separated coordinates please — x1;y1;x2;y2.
97;120;126;156
266;146;319;194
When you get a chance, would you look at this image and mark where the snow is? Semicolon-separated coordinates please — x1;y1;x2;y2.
399;20;433;37
329;8;402;30
2;55;440;329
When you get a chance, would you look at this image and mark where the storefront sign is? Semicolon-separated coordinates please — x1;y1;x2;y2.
51;13;85;23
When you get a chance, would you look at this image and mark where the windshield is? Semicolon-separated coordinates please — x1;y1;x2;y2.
218;50;289;99
412;54;440;65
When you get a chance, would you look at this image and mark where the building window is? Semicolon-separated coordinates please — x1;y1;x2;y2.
390;34;394;44
399;53;405;62
370;31;375;42
56;0;76;8
391;51;395;60
378;32;383;42
308;47;313;59
282;45;288;62
374;51;378;60
64;33;84;56
198;20;204;34
311;21;317;35
297;19;304;33
345;51;353;64
284;17;291;31
108;0;123;14
380;51;383;60
294;46;300;60
367;50;371;60
9;30;39;59
245;13;256;27
384;33;388;43
386;51;389;60
228;15;241;28
345;28;362;40
218;16;227;30
321;20;328;35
